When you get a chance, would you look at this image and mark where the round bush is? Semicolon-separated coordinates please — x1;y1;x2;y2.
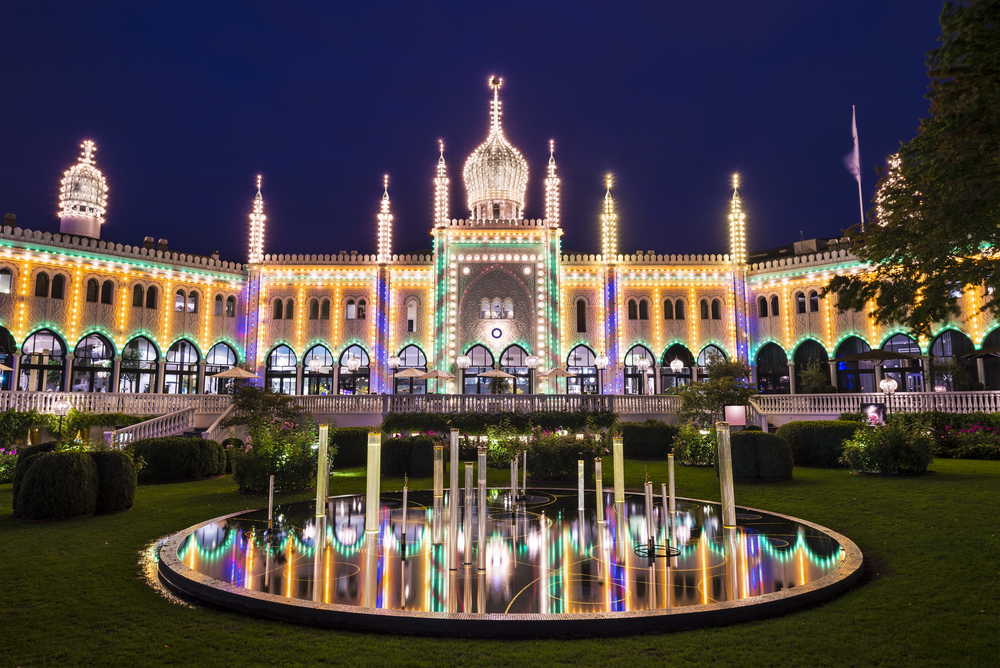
132;437;225;483
14;451;99;520
775;420;861;467
620;420;679;458
840;422;934;474
90;451;137;513
717;431;793;481
15;440;59;463
231;446;316;493
330;428;370;467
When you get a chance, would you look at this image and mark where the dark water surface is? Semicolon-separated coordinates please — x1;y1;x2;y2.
175;489;845;614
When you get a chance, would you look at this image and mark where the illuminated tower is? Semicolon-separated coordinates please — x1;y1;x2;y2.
377;175;393;262
248;175;266;264
545;140;560;225
729;174;751;366
601;176;618;260
601;175;621;394
729;174;747;264
58;140;108;239
463;77;528;220
434;140;449;227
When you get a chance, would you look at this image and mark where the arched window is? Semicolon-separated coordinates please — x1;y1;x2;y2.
576;299;587;332
835;336;875;393
623;345;655;395
808;290;819;313
226;296;236;317
320;298;330;320
462;345;495;395
981;328;1000;390
309;298;319;320
214;294;223;316
638;299;649;320
187;291;198;313
266;345;297;395
697;344;728;382
660;344;695;391
119;336;158;393
145;286;158;309
18;329;67;391
393;344;427;394
795;292;806;314
356;299;365;320
628;299;638;320
758;296;768;318
346;299;356;319
500;345;530;395
676;299;685;320
284;298;293;320
175;290;186;312
164;340;200;394
133;285;144;307
338;345;370;395
273;299;283;320
51;274;65;300
566;345;598;395
930;330;978;390
700;299;709;320
883;333;924;392
34;272;49;298
303;345;334;395
793;340;830;392
503;298;513;319
204;342;237;394
86;279;99;303
663;299;674;320
755;343;789;394
770;295;780;317
711;299;722;320
71;333;114;393
0;325;14;390
0;268;11;294
101;280;113;305
480;299;490;319
492;298;502;319
406;299;417;332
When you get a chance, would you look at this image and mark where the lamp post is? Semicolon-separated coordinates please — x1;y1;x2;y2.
387;354;401;394
525;355;539;395
306;357;322;395
669;357;684;392
879;376;898;417
53;399;72;442
344;356;361;394
636;356;651;395
595;352;609;395
456;354;471;395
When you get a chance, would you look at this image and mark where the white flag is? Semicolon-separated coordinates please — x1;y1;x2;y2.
843;105;861;183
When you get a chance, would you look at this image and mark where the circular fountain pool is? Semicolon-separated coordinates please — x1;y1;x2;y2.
157;489;862;637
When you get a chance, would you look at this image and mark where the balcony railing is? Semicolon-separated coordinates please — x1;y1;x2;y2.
105;407;195;448
290;394;680;415
749;391;1000;415
0;391;232;415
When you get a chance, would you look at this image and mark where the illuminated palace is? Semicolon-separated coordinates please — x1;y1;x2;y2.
0;80;995;397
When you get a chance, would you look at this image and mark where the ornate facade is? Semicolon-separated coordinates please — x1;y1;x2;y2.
0;81;995;396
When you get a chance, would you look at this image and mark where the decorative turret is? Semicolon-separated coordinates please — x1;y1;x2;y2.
729;174;747;264
463;77;528;220
601;175;618;261
434;140;449;227
248;175;266;264
545;140;560;226
377;175;393;263
58;140;108;239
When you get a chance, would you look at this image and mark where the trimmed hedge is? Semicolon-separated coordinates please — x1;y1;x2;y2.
380;435;440;477
132;437;225;484
14;451;99;520
90;451;137;513
526;434;604;481
718;431;793;481
330;427;371;467
619;420;678;458
381;409;618;435
16;440;60;463
775;420;861;467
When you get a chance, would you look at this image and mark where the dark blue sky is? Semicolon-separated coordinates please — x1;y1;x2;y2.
0;1;942;261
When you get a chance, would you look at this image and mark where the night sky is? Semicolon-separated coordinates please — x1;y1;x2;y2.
0;1;943;262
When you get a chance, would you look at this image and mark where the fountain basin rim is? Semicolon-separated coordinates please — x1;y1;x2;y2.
157;491;864;638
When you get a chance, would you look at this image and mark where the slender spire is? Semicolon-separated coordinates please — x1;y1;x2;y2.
545;140;560;226
434;139;449;227
601;174;618;261
377;174;393;263
489;76;503;132
729;173;747;264
248;175;266;264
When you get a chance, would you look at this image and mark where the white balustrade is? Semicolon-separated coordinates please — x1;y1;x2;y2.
0;391;231;415
749;391;1000;416
201;404;236;443
105;407;195;448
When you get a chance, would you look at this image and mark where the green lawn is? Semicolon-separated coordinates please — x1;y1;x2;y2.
2;458;997;667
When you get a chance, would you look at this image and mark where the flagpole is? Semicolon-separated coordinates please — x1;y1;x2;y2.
857;177;865;232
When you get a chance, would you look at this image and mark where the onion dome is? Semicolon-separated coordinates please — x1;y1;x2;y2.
59;140;107;226
463;77;528;220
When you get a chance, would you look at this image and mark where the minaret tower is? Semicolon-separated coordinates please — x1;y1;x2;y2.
601;175;621;394
377;175;393;262
374;176;393;393
58;140;108;239
729;174;751;366
601;176;618;260
248;175;266;264
729;174;747;264
434;140;449;227
545;140;560;225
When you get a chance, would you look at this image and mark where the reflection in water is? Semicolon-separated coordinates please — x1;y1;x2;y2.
175;490;845;615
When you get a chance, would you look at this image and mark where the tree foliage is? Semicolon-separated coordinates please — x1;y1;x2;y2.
676;352;756;427
824;0;999;338
221;383;303;436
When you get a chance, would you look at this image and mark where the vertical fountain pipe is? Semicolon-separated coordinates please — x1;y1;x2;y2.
365;432;382;535
661;483;668;528
613;436;624;503
477;446;487;571
267;475;274;529
578;458;585;511
464;462;474;566
401;483;408;560
433;444;444;545
644;482;655;560
595;458;604;523
510;456;518;503
716;421;737;528
668;453;676;517
522;450;527;496
315;424;329;521
449;429;459;569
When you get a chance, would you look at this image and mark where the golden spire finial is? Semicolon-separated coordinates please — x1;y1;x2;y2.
256;174;262;194
383;174;389;197
732;173;740;190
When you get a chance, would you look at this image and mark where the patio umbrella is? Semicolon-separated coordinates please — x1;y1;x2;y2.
834;350;921;365
478;369;515;378
394;368;426;378
210;367;260;379
960;345;1000;359
540;368;577;393
419;368;455;393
